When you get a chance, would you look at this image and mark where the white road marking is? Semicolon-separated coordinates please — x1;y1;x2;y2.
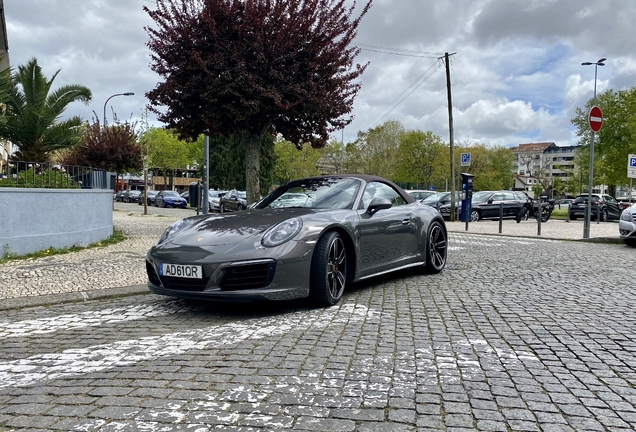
0;303;189;339
0;304;373;388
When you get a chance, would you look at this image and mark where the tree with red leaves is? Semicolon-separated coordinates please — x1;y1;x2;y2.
61;120;142;189
144;0;372;203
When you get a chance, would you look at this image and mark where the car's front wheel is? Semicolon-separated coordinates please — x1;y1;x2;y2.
310;231;347;306
601;209;608;222
220;204;225;213
470;210;480;222
624;239;636;247
423;221;447;274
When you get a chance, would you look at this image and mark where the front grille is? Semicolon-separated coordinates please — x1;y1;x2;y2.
219;262;275;290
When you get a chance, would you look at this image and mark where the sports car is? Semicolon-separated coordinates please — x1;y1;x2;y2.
146;175;447;306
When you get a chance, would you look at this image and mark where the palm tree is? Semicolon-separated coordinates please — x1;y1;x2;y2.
0;57;92;162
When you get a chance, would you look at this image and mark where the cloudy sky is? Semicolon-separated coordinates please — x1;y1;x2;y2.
5;0;636;148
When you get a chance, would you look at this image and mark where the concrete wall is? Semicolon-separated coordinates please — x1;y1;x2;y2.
0;188;113;259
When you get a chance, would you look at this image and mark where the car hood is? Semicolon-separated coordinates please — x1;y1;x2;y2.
169;208;319;246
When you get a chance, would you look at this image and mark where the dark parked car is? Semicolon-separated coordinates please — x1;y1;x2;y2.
421;191;461;210
139;190;159;206
568;193;622;221
180;191;189;204
219;189;247;212
439;190;531;221
145;174;447;306
406;190;438;201
114;190;127;202
155;190;188;208
123;190;142;203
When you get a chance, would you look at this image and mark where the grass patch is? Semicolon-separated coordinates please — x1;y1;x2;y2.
1;228;127;264
551;208;568;219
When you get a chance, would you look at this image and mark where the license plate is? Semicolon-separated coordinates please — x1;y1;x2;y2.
160;263;203;279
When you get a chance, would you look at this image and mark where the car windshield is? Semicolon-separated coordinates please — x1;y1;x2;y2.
238;191;246;199
422;193;447;204
129;191;141;195
209;191;225;198
163;191;180;197
472;191;494;203
257;177;362;210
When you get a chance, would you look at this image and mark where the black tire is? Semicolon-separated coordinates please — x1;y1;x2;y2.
516;207;527;223
423;221;447;274
470;210;480;222
220;204;225;213
624;239;636;248
309;231;347;306
540;208;551;222
601;209;608;222
570;214;577;220
238;204;246;211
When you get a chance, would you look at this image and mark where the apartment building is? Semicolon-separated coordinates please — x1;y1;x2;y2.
511;142;578;196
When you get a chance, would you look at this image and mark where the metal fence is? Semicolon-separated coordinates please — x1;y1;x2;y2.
0;161;108;189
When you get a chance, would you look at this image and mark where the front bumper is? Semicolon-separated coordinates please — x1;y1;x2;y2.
619;218;636;240
145;239;313;302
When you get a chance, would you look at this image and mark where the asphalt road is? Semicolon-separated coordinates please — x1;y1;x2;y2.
1;210;635;431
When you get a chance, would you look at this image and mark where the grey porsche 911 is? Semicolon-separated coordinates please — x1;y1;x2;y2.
146;174;447;306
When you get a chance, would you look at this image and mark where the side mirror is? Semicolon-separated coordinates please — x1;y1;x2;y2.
366;197;392;216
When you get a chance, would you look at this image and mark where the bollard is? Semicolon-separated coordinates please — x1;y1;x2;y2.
499;202;503;233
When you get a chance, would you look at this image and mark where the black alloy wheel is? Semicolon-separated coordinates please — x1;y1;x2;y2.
601;209;608;222
423;221;447;274
310;231;347;306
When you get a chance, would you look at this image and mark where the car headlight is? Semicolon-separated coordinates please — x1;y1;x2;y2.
157;219;187;244
261;218;303;247
621;210;632;221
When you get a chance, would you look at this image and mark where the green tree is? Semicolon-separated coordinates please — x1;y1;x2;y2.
273;138;321;184
571;87;636;196
141;128;193;189
353;120;404;179
144;0;372;204
394;130;446;189
208;133;274;196
0;58;92;162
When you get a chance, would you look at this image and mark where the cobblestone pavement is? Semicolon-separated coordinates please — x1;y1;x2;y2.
1;209;635;431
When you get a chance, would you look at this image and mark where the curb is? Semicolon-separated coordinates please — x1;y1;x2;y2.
0;285;151;311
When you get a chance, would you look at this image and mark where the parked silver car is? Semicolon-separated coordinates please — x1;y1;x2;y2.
619;203;636;247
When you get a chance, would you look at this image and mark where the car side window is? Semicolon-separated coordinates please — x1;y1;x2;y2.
360;182;406;209
491;194;504;202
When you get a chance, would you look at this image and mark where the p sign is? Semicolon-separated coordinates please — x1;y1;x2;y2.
461;153;471;167
628;154;636;179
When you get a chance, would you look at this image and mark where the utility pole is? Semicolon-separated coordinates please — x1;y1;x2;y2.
442;52;457;221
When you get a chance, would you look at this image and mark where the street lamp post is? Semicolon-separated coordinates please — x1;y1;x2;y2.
103;92;134;126
581;58;605;239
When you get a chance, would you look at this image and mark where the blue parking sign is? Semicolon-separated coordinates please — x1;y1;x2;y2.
461;153;471;166
630;157;636;167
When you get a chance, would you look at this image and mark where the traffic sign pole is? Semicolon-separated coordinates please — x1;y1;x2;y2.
584;106;603;238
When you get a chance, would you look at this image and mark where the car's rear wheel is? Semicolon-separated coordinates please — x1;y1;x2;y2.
423;221;447;274
310;231;346;306
569;214;577;220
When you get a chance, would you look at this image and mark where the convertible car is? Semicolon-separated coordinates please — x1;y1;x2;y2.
146;175;447;306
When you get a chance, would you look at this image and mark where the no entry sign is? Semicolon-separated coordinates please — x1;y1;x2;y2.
588;106;603;132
